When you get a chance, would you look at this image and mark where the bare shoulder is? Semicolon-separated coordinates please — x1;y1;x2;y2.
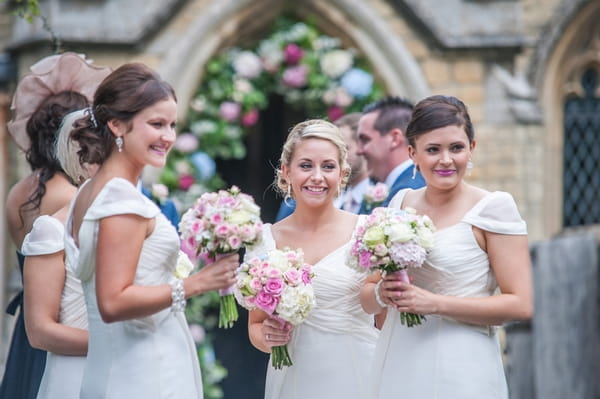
466;184;490;204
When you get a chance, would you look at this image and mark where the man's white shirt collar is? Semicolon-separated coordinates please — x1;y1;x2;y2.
384;159;413;187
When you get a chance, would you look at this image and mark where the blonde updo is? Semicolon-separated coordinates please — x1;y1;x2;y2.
275;119;351;200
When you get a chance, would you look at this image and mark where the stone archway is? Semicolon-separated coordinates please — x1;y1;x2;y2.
538;0;600;235
158;0;430;120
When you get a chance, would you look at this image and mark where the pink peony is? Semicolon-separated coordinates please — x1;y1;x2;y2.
174;133;199;153
284;43;304;65
282;65;308;88
178;174;195;191
219;101;241;122
327;106;344;121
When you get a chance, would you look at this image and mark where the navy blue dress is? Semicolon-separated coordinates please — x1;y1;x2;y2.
0;252;46;399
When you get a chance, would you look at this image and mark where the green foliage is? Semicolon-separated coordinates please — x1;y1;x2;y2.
12;0;40;23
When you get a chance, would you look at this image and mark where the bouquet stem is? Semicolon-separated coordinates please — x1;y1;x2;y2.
393;269;426;327
271;345;292;370
218;292;238;329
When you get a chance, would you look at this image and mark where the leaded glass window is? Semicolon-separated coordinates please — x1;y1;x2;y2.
563;67;600;227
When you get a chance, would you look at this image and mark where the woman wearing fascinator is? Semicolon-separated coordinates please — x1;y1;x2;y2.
1;52;110;399
21;109;102;399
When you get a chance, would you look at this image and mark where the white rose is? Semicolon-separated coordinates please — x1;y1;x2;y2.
174;251;194;279
269;250;290;271
417;228;435;249
386;223;414;243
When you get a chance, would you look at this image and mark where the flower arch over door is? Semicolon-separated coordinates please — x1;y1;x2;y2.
161;17;382;220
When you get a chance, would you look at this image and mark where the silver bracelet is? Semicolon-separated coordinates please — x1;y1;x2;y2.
374;279;387;309
170;278;186;312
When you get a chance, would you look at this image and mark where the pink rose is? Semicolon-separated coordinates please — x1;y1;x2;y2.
215;224;230;237
359;251;372;269
241;109;259;127
256;290;278;314
250;277;263;292
264;278;285;296
266;267;282;278
181;237;199;262
301;269;312;284
284;269;301;286
284;43;304;65
227;235;241;249
211;213;224;224
219;101;241;122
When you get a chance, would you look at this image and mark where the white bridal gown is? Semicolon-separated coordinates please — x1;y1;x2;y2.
21;215;87;399
248;223;379;399
67;178;202;398
370;189;527;399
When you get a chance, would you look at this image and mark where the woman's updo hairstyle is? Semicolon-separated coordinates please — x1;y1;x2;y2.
275;119;351;200
20;91;88;215
405;95;474;147
72;62;176;165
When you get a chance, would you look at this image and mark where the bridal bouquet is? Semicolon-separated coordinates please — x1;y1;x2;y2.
362;182;389;212
179;185;263;328
234;248;316;369
348;207;435;326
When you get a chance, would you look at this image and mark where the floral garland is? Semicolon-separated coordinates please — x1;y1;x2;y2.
160;17;382;211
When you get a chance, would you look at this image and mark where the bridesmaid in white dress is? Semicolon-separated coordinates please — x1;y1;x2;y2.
67;63;238;398
22;110;101;399
247;120;379;399
361;95;533;399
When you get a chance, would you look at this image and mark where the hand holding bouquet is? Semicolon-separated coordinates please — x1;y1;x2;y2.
348;207;435;326
179;185;263;328
235;248;315;369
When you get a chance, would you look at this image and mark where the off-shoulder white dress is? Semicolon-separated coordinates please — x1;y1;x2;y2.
247;222;379;399
370;189;527;399
21;215;87;399
66;178;202;398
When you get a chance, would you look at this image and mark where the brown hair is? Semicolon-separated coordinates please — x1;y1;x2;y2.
20;91;88;218
362;96;413;136
72;63;176;165
405;95;474;147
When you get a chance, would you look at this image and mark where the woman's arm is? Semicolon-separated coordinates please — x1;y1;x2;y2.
23;250;88;355
359;272;387;315
248;310;291;353
386;232;533;326
96;214;238;323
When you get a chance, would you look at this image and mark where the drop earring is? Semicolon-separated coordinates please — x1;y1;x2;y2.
412;165;418;179
115;136;123;152
467;158;473;176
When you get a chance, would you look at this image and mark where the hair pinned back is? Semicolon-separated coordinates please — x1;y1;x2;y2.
71;63;176;166
274;119;351;200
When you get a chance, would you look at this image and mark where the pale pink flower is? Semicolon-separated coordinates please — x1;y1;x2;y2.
219;101;241;122
282;65;308;88
284;269;301;286
264;278;285;296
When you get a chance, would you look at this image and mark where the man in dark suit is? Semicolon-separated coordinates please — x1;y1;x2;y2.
357;96;425;214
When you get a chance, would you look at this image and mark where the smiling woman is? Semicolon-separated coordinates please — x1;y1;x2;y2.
246;119;380;399
64;63;240;398
362;95;533;399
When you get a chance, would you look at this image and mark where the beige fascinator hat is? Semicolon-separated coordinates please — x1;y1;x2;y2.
7;52;112;151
